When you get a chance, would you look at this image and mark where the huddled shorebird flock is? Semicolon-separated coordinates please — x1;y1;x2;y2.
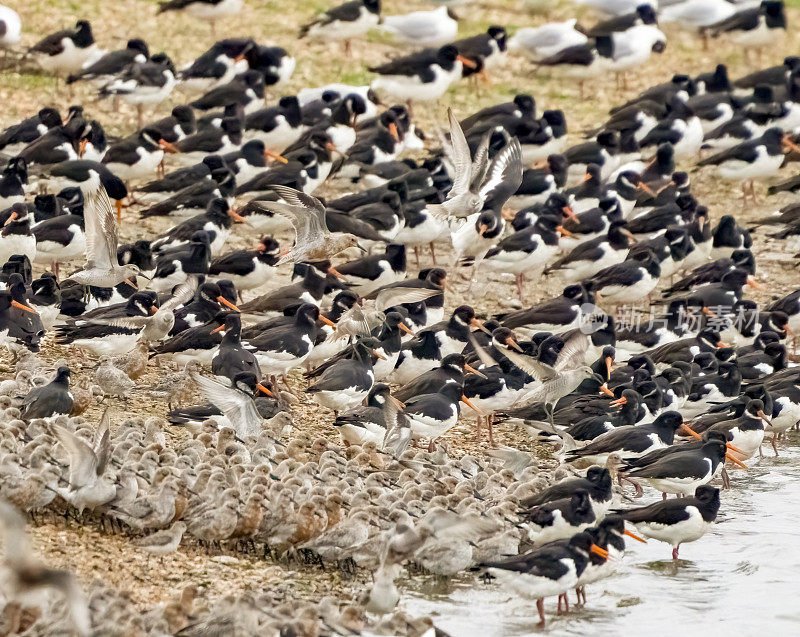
2;0;800;633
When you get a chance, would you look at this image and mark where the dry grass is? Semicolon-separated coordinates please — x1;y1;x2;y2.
5;0;800;618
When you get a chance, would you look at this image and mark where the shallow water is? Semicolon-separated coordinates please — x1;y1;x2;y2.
404;430;800;635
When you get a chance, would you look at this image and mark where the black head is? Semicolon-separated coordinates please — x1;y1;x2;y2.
636;4;658;24
38;108;62;129
694;485;720;505
55;366;71;383
487;25;507;50
513;94;535;117
126;38;149;56
436;44;459;67
363;0;381;14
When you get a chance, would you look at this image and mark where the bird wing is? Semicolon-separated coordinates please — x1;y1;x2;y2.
83;185;118;270
160;275;200;313
467;332;499;368
469;129;493;191
479;137;524;200
502;347;557;381
553;331;590;373
373;286;440;312
94;409;111;476
52;426;98;489
269;184;328;241
443;108;473;196
191;372;261;436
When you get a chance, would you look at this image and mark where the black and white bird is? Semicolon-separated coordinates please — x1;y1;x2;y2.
66;38;149;86
28;20;99;77
616;485;720;560
300;0;381;54
705;1;787;61
102;127;177;184
369;44;474;103
99;54;177;128
208;237;280;300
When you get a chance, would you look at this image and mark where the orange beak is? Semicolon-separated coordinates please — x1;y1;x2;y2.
211;324;225;334
757;410;773;427
600;384;615;397
681;423;702;439
390;395;405;409
373;348;387;360
325;141;343;156
717;340;728;348
726;452;749;470
624;529;647;543
726;441;744;454
11;299;38;314
590;543;610;559
265;149;288;164
557;225;576;238
470;317;491;334
388;122;400;142
3;211;18;226
234;53;247;63
782;135;800;154
746;275;763;290
159;139;178;154
228;208;247;224
581;172;592;183
256;383;273;396
605;356;613;377
637;181;656;196
505;335;524;352
457;55;477;69
78;139;88;157
217;295;241;312
702;306;716;318
561;206;579;222
478;223;489;236
398;322;414;335
465;363;488;379
461;394;483;413
327;265;344;279
319;315;336;327
610;396;627;407
150;305;159;315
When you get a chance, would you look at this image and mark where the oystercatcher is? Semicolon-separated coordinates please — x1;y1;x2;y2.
521;490;597;546
307;337;382;413
98;54;177;128
28;20;98;78
300;0;381;54
102;128;177;184
480;532;608;628
208;236;279;300
697;127;794;203
0;202;35;261
152;198;241;255
333;383;403;446
369;44;474;103
616;485;720;560
0;109;62;154
67;38;149;86
335;244;406;296
211;313;260;386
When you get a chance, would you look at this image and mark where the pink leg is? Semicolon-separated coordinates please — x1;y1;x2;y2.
537;599;546;627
